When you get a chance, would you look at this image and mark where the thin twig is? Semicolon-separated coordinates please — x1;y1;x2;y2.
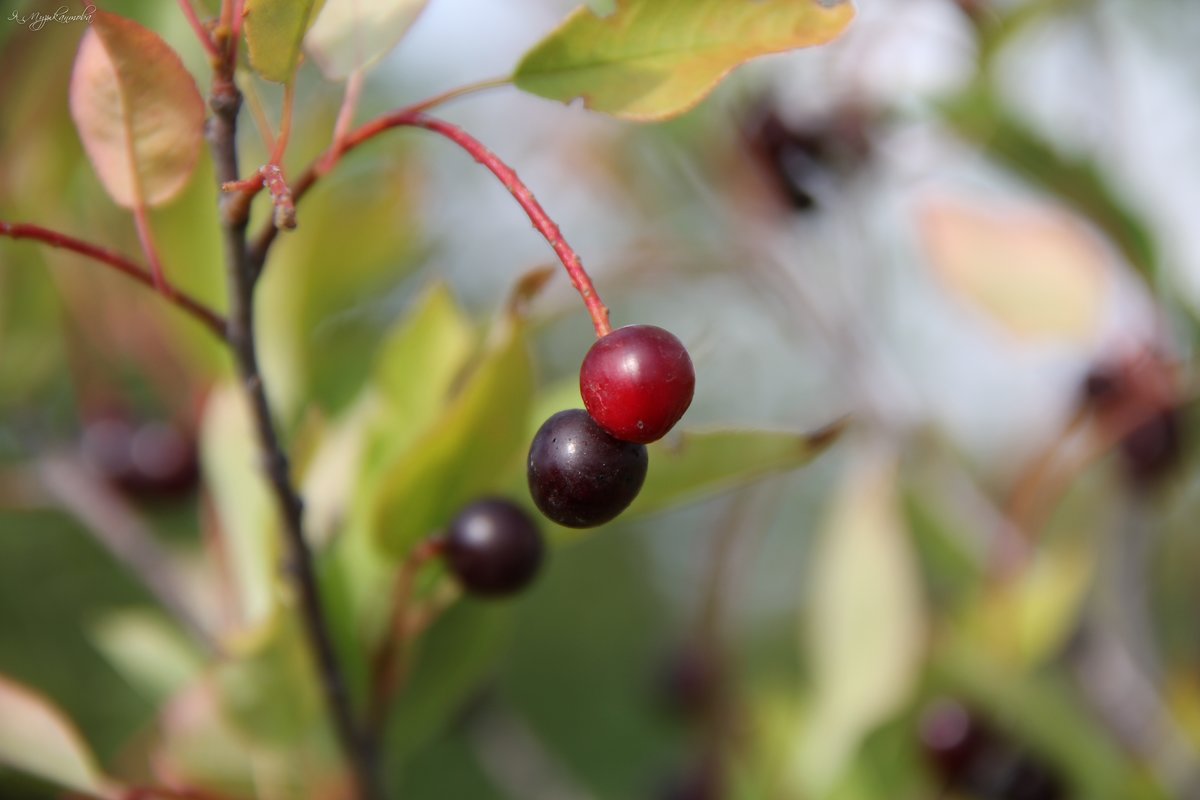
131;203;169;293
35;454;214;652
0;221;227;339
176;0;220;60
205;52;385;800
367;536;446;736
247;109;612;337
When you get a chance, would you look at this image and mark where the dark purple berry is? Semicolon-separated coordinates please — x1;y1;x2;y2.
580;325;695;444
444;498;544;597
920;698;988;786
656;645;723;721
527;409;648;528
81;417;198;499
1120;406;1183;486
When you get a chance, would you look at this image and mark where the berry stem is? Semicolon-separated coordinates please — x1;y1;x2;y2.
207;55;386;800
248;107;612;336
131;202;170;293
176;0;220;60
368;535;448;736
0;220;227;339
401;114;612;337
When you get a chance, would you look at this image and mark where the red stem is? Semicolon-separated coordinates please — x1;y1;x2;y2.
176;0;220;60
0;221;227;339
368;535;448;735
131;203;169;293
252;110;612;337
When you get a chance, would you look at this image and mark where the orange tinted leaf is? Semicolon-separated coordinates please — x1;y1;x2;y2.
920;197;1108;342
69;11;205;208
514;0;855;121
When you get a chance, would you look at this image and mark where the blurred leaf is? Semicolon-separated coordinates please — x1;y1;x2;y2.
964;537;1095;669
90;609;204;705
245;0;325;83
216;613;323;746
305;0;430;80
388;602;512;762
629;420;846;517
941;85;1158;282
794;447;925;794
371;311;534;558
935;643;1159;800
257;149;420;418
919;196;1108;342
372;282;476;438
514;0;855;121
68;11;204;208
0;674;116;798
154;679;258;796
200;384;280;628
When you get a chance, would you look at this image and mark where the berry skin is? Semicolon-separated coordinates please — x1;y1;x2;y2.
527;409;648;528
580;324;695;444
81;417;198;499
444;498;544;597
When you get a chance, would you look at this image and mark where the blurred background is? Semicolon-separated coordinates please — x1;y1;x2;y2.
2;0;1200;797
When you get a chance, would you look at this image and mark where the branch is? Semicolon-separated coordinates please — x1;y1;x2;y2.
248;109;611;337
205;58;385;800
0;221;227;340
176;0;220;60
367;535;446;736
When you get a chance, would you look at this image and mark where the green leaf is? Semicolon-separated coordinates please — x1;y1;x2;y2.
627;420;845;517
514;0;856;121
69;11;205;207
245;0;325;83
372;283;476;434
792;447;925;795
0;675;117;798
305;0;430;80
200;384;280;628
370;311;535;557
387;603;512;761
90;610;204;705
216;612;324;746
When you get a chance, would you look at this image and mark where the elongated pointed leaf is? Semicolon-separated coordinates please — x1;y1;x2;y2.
69;11;205;208
200;385;280;628
245;0;325;83
794;448;925;793
371;313;534;557
919;197;1107;342
515;0;856;121
0;675;117;798
90;610;205;705
628;421;845;517
305;0;430;80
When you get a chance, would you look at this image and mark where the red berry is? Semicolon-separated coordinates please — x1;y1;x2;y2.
580;325;695;444
527;409;648;527
444;498;544;597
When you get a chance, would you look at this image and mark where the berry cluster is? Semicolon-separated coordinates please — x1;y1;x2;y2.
527;324;695;528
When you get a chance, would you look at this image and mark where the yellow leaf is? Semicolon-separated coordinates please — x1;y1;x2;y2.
920;196;1108;342
515;0;855;121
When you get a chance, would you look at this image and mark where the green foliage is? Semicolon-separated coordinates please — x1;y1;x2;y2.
244;0;326;83
515;0;855;120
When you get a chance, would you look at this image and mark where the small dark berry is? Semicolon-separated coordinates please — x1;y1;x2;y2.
920;698;988;786
656;645;723;721
81;417;198;499
444;498;544;597
527;409;648;528
1120;406;1183;486
580;325;695;444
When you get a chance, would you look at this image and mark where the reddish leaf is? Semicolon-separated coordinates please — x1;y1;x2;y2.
69;11;205;208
